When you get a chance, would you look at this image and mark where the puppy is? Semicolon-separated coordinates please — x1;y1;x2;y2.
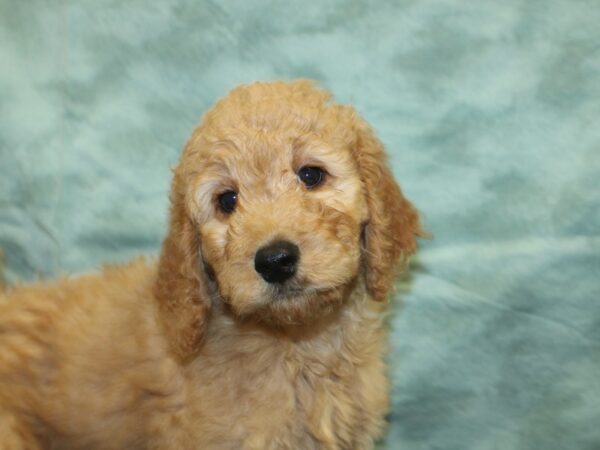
0;80;421;449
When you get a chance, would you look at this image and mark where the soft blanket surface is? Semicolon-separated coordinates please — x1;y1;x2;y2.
1;1;599;449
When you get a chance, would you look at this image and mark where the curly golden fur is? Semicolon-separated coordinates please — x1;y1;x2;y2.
0;80;421;449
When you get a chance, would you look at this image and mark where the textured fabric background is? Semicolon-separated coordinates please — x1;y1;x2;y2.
1;1;599;449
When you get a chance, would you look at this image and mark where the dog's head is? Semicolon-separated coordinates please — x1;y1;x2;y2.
155;81;421;359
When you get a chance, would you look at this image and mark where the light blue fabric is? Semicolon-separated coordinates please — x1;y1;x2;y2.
1;1;599;448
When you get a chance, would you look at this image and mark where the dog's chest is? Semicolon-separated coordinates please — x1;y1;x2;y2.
185;335;330;447
170;314;388;449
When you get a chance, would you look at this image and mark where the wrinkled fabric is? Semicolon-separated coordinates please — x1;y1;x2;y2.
1;1;599;449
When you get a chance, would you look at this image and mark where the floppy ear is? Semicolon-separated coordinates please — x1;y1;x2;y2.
154;168;211;362
352;118;422;302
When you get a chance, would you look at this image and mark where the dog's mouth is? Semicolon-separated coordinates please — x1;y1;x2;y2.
264;275;340;302
214;271;357;328
266;279;307;301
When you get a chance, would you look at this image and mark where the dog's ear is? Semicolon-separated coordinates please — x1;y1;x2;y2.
352;117;422;302
154;168;210;362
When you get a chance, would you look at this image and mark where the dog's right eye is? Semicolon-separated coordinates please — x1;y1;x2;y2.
217;190;237;214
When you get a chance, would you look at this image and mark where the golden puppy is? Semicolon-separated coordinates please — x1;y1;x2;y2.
0;81;421;449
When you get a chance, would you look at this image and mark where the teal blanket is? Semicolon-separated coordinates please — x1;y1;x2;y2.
1;1;599;448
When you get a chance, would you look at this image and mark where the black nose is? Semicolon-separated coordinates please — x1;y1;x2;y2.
254;240;300;284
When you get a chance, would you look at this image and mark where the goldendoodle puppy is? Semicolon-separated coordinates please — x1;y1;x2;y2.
0;80;421;449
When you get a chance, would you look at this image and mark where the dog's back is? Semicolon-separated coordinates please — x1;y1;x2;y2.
0;259;179;449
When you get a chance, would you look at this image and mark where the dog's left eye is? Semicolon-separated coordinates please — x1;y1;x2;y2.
298;166;325;188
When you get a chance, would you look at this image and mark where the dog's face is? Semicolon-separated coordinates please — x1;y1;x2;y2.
184;91;368;325
156;81;420;344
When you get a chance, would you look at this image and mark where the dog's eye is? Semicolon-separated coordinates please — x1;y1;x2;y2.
298;166;325;188
217;190;237;214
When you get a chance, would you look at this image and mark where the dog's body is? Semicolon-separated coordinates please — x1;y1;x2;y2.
0;81;420;449
0;260;386;449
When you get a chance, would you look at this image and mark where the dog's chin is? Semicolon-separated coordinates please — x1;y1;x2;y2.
241;280;356;328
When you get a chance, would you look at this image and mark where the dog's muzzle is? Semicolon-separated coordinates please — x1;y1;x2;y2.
254;240;299;284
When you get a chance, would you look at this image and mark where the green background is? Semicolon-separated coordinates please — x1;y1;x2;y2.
1;1;599;448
